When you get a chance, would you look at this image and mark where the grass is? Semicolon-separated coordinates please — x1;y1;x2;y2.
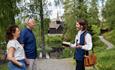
0;62;8;70
94;30;115;70
103;30;115;46
96;48;115;70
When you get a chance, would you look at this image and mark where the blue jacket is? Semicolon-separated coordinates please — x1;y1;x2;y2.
18;28;37;59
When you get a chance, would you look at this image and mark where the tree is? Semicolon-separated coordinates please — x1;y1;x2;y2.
88;0;99;26
103;0;115;29
63;0;88;41
100;0;105;22
99;0;105;30
33;0;51;58
0;0;21;40
44;18;50;34
39;0;46;58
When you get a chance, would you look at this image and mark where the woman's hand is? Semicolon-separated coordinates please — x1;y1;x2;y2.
18;62;23;67
25;58;30;66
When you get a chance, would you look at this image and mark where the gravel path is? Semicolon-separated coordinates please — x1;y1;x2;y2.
37;58;75;70
99;36;113;49
36;58;94;70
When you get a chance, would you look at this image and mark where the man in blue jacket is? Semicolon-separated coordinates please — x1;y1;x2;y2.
19;16;37;70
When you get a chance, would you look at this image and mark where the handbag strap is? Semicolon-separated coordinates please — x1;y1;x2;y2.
83;31;94;55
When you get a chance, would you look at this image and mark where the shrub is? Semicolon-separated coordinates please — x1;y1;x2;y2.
45;35;62;48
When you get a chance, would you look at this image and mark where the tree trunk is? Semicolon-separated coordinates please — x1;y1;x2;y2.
40;0;46;58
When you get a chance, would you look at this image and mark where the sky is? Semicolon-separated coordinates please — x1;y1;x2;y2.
25;0;64;19
47;0;64;19
18;0;105;20
98;0;106;21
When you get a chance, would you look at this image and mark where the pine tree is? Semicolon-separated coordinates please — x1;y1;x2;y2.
88;0;99;25
104;0;115;29
63;0;88;41
0;0;21;40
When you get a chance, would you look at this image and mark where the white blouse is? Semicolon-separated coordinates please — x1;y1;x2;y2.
70;30;93;51
7;40;25;60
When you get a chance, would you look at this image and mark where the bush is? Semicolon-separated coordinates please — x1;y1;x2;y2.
91;24;100;36
37;47;52;54
45;35;62;48
60;48;75;58
0;41;6;51
103;30;115;46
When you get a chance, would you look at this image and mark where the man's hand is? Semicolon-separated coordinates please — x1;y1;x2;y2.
76;45;82;48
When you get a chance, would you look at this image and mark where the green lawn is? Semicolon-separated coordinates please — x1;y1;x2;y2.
0;62;8;70
94;30;115;70
96;48;115;70
103;30;115;46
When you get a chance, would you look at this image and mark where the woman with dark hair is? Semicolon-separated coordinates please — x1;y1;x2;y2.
6;25;26;70
63;19;92;70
